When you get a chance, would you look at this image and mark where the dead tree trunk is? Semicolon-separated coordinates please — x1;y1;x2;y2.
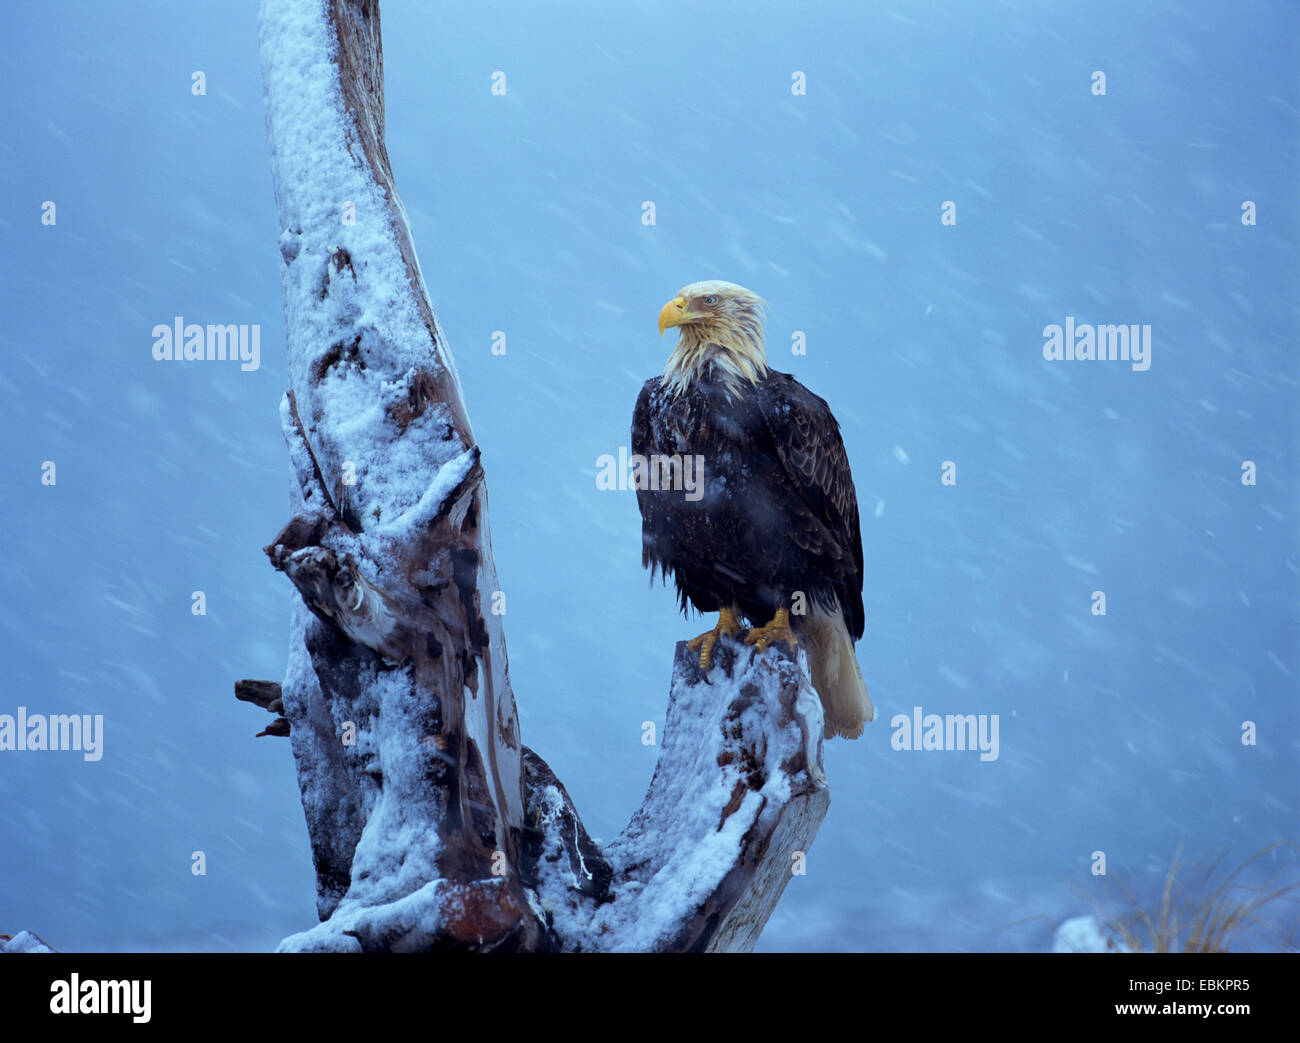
250;0;831;953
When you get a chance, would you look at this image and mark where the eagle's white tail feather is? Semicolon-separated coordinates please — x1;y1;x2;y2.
804;602;873;740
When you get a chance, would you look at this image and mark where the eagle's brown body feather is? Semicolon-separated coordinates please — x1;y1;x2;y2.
632;366;863;640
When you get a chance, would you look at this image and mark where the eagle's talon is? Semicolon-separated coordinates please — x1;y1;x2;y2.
686;607;741;671
743;608;799;656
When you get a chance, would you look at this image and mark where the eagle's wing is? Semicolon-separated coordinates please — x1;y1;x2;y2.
631;377;662;574
756;373;864;638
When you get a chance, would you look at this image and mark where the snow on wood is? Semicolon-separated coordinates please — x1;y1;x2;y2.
0;932;55;954
524;637;829;952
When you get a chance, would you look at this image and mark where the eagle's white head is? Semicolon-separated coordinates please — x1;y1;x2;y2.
657;280;768;396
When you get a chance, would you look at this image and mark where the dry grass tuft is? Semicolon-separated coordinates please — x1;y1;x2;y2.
1099;841;1299;953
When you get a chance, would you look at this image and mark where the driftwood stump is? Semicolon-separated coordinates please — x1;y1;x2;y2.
244;0;832;953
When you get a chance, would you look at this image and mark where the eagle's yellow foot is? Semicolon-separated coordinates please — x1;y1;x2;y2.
743;608;800;656
687;607;741;671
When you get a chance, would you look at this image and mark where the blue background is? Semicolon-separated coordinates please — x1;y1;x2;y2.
1;0;1296;951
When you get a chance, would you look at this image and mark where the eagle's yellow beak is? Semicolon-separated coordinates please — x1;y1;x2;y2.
658;296;688;335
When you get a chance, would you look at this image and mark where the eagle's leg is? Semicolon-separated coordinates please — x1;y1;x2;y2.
743;608;800;656
686;606;742;671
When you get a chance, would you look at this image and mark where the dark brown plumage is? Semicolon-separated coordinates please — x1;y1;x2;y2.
632;368;863;641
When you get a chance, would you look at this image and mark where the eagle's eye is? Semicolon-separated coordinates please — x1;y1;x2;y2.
703;295;719;306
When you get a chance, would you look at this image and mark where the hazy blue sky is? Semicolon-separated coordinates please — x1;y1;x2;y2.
1;0;1296;951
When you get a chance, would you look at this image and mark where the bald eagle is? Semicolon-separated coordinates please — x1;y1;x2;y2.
632;280;873;739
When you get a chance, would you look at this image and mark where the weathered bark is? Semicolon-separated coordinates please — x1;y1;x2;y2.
250;0;830;953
